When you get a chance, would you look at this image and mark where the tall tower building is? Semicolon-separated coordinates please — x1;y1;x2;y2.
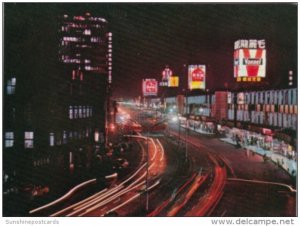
59;12;112;148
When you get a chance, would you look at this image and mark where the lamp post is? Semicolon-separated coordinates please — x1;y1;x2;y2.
146;128;149;212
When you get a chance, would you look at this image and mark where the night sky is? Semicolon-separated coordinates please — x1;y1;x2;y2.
4;3;297;98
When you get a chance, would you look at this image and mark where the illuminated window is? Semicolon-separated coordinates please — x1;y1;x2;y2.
87;107;90;117
72;70;76;80
24;132;34;149
74;106;78;119
294;106;297;114
279;105;284;113
84;29;91;35
63;131;68;144
285;105;289;114
79;106;82;118
7;78;16;95
69;106;73;119
256;105;261;111
49;133;55;146
271;105;275;112
5;132;14;148
289;105;294;114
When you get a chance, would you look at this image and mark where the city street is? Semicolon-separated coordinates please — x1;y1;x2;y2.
3;3;297;220
166;121;296;216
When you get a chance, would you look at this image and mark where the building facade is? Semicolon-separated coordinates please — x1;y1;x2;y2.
3;12;112;195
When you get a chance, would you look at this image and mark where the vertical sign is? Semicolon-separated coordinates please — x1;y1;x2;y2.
188;65;206;90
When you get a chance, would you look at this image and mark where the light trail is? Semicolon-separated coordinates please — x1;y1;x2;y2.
50;162;147;216
78;180;146;216
68;185;125;216
50;188;108;217
103;180;161;216
29;178;96;214
156;139;165;162
47;133;162;217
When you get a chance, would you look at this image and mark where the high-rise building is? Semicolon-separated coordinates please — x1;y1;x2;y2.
3;10;112;211
59;12;112;147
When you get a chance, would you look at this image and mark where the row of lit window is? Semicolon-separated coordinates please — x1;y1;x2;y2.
69;106;93;119
5;129;92;148
49;128;92;146
61;24;104;33
230;104;298;114
65;15;107;23
62;56;92;65
5;132;33;148
85;66;106;71
62;58;81;64
62;37;105;44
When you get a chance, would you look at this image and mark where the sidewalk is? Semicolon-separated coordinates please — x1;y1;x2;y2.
220;137;297;177
181;125;214;135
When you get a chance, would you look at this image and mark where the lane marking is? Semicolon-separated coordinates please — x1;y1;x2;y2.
227;178;296;192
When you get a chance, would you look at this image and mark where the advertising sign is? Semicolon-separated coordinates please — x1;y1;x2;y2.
161;67;173;87
142;79;158;96
234;39;266;82
188;65;206;90
168;76;179;87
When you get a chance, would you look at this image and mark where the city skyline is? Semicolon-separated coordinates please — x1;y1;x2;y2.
4;3;297;98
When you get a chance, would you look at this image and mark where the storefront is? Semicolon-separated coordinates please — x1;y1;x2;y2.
218;124;296;160
187;116;215;133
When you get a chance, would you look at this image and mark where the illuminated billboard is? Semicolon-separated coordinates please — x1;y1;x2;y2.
160;67;173;87
142;79;158;96
168;76;179;87
188;65;206;90
234;39;266;82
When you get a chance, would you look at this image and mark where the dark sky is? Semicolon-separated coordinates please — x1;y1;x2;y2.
4;3;297;98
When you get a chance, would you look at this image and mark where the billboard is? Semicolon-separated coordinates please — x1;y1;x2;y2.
168;76;179;87
234;39;266;82
142;79;158;96
188;65;206;90
160;67;173;87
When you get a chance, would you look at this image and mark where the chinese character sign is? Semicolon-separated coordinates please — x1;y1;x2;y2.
234;39;266;82
188;65;206;90
142;79;158;96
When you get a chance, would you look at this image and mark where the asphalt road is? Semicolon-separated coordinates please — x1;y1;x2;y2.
167;122;296;217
